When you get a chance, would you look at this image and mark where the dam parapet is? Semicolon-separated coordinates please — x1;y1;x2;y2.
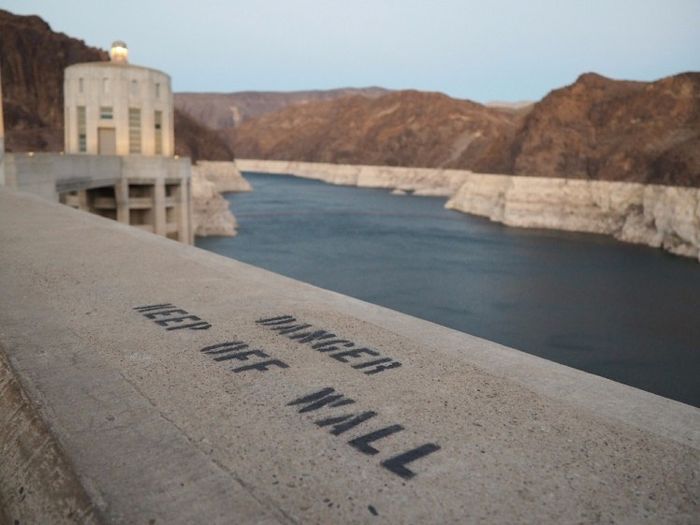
1;187;698;523
4;151;194;244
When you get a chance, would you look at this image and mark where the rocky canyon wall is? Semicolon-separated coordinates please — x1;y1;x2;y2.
236;159;700;260
190;161;251;237
236;159;472;196
446;176;699;260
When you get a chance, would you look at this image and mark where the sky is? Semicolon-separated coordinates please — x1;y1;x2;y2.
3;0;699;102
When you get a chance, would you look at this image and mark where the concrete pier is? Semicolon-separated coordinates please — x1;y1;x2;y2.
0;188;698;524
4;153;193;244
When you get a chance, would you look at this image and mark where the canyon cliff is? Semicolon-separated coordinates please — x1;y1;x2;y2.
230;90;519;173
230;74;700;186
0;9;232;162
511;72;700;186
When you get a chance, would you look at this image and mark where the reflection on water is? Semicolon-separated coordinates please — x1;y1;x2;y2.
196;173;700;407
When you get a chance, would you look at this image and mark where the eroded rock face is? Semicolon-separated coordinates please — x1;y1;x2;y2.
446;175;700;261
190;161;253;237
192;161;251;193
190;171;237;237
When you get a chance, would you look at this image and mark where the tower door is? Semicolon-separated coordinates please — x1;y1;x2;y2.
98;127;116;155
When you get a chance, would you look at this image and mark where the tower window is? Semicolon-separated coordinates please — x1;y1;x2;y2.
100;106;113;119
154;110;163;155
155;83;161;98
131;80;139;96
129;108;141;154
102;77;109;93
77;106;87;153
79;78;84;93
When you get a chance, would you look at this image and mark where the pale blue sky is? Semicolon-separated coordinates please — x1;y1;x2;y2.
3;0;699;101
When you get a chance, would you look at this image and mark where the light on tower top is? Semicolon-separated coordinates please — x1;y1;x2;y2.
110;41;129;64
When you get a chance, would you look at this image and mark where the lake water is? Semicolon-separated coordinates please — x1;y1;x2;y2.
196;173;700;407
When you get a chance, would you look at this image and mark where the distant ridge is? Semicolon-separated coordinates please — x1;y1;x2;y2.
229;90;518;173
175;88;389;129
228;72;700;186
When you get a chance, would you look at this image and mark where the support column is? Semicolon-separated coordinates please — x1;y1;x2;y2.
187;179;194;245
77;190;89;212
115;180;130;225
177;178;191;244
153;178;166;236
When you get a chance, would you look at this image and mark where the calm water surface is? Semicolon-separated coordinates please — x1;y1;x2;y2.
196;173;700;407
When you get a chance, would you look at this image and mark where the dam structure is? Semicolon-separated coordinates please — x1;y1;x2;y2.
0;185;698;524
2;43;193;244
1;63;698;525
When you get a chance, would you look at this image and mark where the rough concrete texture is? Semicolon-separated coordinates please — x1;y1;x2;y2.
236;159;700;260
0;352;101;524
5;152;194;244
4;152;122;200
64;62;174;157
0;188;699;524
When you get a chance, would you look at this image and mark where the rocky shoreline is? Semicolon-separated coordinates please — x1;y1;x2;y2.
236;159;700;261
191;161;251;237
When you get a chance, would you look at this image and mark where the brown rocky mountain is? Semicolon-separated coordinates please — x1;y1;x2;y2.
511;72;700;185
231;73;700;186
173;109;233;161
230;90;520;172
0;9;232;162
175;88;388;129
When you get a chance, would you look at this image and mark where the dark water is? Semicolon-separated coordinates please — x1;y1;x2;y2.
196;173;700;407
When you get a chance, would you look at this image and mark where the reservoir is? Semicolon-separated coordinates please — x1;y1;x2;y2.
196;173;700;407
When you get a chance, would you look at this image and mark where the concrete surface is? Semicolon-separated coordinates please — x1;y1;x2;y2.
0;188;698;524
5;153;121;200
65;61;174;156
4;153;193;244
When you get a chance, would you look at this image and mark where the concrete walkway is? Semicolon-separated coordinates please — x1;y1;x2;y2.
1;188;698;524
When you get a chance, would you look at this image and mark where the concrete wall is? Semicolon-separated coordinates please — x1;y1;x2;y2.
65;62;174;156
0;188;698;524
4;153;121;200
5;152;192;244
